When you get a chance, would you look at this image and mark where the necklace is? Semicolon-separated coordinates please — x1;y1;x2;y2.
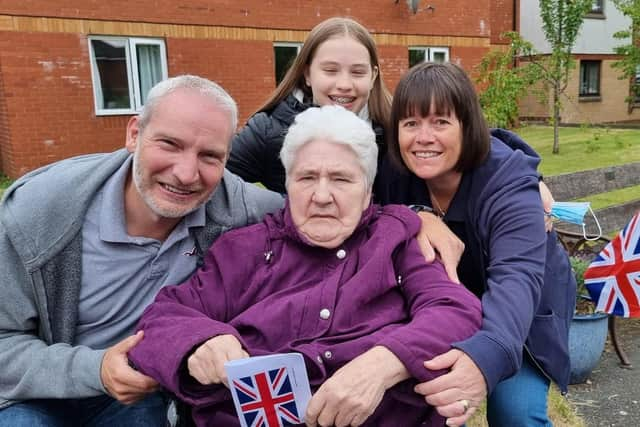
429;192;447;218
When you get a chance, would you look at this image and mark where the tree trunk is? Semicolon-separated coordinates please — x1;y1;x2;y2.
552;83;560;154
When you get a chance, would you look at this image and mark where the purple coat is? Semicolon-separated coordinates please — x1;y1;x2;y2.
129;204;481;426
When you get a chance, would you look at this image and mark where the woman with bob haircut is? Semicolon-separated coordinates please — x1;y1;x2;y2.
128;105;482;427
376;62;576;427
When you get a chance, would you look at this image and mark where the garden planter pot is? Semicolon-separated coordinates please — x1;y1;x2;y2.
568;312;609;384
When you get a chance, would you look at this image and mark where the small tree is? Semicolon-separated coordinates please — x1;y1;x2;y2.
536;0;592;153
476;32;541;128
612;0;640;111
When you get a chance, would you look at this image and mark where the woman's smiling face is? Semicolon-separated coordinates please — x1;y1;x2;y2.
398;105;463;183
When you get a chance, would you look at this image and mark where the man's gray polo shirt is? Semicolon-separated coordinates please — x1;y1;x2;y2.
75;156;206;348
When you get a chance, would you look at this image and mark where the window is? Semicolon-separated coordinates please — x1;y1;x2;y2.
634;65;640;104
408;47;449;68
579;60;601;98
88;36;168;115
274;43;302;85
590;0;604;14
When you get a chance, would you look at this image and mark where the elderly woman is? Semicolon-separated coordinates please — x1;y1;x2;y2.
128;105;481;427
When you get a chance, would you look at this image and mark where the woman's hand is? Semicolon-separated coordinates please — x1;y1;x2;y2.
416;211;464;283
414;349;486;427
539;180;555;232
187;334;249;387
305;346;409;427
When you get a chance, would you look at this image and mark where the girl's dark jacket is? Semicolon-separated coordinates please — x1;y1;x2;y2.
375;129;576;393
227;93;386;194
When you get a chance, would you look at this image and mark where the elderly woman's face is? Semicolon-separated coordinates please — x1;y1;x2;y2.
287;139;371;249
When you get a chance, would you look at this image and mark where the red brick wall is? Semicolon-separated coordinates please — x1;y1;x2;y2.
489;0;517;44
377;45;409;91
451;46;492;79
0;63;8;174
1;1;491;37
0;32;128;177
167;38;276;122
0;0;511;177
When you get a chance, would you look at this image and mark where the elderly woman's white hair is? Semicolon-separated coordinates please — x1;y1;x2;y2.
280;105;378;188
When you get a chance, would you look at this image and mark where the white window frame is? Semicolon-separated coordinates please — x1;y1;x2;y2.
429;47;450;63
273;42;303;85
274;42;302;52
88;36;168;116
408;46;450;67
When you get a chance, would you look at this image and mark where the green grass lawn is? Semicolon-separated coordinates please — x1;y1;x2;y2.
517;125;640;176
517;125;640;207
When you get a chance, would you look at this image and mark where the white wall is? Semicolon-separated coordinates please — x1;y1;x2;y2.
519;0;631;54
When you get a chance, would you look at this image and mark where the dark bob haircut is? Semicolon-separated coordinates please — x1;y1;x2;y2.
388;62;490;173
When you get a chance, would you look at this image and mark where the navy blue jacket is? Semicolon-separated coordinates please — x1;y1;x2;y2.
376;129;575;393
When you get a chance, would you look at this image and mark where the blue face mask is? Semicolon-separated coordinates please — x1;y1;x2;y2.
550;201;602;240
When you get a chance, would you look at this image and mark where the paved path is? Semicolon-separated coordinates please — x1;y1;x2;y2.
568;318;640;426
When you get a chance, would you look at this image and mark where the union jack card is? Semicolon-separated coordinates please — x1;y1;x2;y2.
225;353;311;427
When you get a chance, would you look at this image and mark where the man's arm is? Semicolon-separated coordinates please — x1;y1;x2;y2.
0;227;106;401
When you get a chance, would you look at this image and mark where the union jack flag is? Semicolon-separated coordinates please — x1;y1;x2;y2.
585;212;640;317
231;367;301;427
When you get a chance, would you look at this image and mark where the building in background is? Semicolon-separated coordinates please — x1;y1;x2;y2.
518;0;640;125
0;0;515;178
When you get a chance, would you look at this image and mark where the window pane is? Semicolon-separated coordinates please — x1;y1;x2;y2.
580;61;600;96
274;46;299;85
587;67;599;94
91;39;131;109
409;49;426;68
432;51;447;63
591;0;603;13
136;44;163;105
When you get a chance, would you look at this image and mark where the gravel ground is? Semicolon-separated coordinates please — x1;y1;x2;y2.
567;318;640;426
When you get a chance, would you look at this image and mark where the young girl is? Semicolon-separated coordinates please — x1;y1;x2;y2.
226;17;391;194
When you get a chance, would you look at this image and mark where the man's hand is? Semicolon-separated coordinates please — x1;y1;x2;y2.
101;331;159;405
416;211;464;283
305;346;408;427
539;180;555;232
414;349;487;427
187;334;248;387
